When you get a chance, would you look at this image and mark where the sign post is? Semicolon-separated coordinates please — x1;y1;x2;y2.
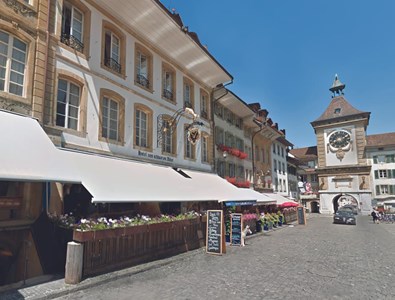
230;213;242;246
297;206;306;225
206;210;224;255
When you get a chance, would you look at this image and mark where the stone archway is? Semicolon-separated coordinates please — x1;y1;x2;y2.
311;201;320;213
333;194;358;213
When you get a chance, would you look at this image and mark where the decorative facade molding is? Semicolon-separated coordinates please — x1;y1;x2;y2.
0;97;31;115
3;0;37;17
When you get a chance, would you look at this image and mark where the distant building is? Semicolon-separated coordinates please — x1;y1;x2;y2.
365;133;395;211
289;147;319;212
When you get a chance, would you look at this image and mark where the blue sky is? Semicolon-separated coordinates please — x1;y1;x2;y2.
160;0;395;148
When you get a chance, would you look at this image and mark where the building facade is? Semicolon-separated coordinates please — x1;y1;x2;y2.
365;133;395;211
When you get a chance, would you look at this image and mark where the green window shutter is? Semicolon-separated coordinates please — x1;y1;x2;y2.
392;169;395;178
373;156;378;164
374;170;379;179
389;185;395;195
376;185;380;195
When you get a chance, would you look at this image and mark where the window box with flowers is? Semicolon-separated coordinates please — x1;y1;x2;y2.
243;213;258;233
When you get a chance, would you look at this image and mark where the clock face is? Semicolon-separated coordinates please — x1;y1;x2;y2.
329;130;351;148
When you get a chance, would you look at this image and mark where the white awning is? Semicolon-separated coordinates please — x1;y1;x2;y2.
0;110;80;183
263;193;297;206
60;151;255;203
237;189;276;204
174;168;256;202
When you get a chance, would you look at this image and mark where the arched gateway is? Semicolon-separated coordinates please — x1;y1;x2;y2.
333;194;358;213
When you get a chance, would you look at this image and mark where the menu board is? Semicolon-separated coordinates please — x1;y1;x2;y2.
206;210;223;255
297;206;306;225
230;213;242;246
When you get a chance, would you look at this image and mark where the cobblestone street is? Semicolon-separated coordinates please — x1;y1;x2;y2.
48;215;395;300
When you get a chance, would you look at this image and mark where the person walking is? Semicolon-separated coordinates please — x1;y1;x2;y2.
371;209;379;224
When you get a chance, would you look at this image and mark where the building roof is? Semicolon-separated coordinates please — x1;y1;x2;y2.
311;96;370;126
289;146;318;159
366;132;395;147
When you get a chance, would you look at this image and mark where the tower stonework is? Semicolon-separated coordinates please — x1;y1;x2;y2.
311;76;372;215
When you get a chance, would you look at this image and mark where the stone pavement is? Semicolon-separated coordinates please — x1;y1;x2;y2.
2;214;395;300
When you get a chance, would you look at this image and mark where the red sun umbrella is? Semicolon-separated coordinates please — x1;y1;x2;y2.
279;201;299;208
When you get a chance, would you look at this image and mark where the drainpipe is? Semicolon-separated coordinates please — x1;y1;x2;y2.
38;0;52;124
210;80;233;174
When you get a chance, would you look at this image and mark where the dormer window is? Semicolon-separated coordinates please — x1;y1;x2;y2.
334;108;341;114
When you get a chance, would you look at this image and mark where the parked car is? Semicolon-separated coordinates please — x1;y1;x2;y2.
339;204;358;215
333;210;356;225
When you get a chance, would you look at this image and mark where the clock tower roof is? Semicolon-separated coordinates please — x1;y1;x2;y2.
311;95;370;127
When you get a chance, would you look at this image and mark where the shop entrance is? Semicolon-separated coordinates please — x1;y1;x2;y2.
311;201;320;213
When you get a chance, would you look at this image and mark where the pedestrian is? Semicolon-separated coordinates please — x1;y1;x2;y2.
371;209;378;224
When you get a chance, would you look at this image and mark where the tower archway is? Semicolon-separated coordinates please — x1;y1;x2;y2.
332;194;358;213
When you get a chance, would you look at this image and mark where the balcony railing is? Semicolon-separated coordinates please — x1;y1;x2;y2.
163;88;173;101
104;58;122;74
60;33;84;53
136;74;150;89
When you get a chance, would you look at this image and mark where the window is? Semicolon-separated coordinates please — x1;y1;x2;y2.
56;79;80;130
375;169;395;179
311;174;318;182
261;149;265;163
235;117;242;129
135;110;147;147
200;90;209;119
101;97;119;141
162;63;175;101
281;147;284;157
99;89;124;143
162;117;176;155
282;163;285;174
0;31;27;96
185;125;196;159
215;126;224;145
60;1;91;56
214;103;223;118
217;160;225;177
236;165;244;178
236;138;244;151
386;155;395;163
135;44;152;90
273;144;276;153
61;2;84;52
228;163;235;178
104;30;120;73
277;145;280;155
201;135;209;163
274;159;277;172
334;108;341;114
376;185;393;195
102;21;125;76
134;104;152;150
183;78;194;109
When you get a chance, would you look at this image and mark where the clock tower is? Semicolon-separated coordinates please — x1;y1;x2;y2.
311;75;372;215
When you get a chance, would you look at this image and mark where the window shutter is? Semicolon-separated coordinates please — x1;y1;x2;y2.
389;185;395;195
376;185;380;195
373;156;378;164
392;169;395;178
374;170;379;179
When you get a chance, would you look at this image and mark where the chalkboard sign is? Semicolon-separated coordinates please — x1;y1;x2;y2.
206;210;223;255
230;213;242;246
297;206;306;225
